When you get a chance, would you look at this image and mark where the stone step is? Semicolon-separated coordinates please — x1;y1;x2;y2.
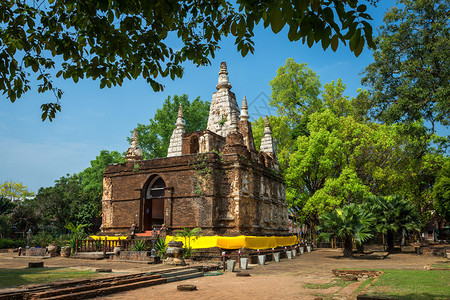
28;274;162;299
157;268;200;278
36;277;167;300
154;267;204;283
164;272;204;283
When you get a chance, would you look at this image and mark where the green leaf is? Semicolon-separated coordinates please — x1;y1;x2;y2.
349;28;361;51
357;5;367;13
354;36;365;57
321;36;331;50
307;32;314;47
270;7;284;34
231;21;237;36
330;35;339;51
288;23;299;41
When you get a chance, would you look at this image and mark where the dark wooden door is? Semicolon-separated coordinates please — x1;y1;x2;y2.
144;176;166;231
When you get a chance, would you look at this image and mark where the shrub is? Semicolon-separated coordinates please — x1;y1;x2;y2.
31;231;54;248
155;237;167;258
0;238;26;249
131;240;150;251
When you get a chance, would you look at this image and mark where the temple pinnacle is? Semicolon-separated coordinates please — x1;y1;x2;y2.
216;62;232;90
240;96;249;121
175;103;185;128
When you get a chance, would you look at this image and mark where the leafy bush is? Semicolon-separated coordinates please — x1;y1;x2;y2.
0;238;26;249
65;222;89;253
31;231;55;248
155;237;167;258
131;240;150;251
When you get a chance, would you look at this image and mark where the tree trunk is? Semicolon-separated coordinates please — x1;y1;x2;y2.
356;243;364;254
343;236;353;257
387;230;394;252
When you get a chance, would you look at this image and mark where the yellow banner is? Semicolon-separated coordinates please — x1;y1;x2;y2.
89;235;128;241
165;235;298;250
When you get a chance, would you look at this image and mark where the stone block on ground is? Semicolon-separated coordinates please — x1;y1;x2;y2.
28;262;44;268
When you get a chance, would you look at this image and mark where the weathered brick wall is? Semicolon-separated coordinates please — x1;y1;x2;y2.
102;152;289;236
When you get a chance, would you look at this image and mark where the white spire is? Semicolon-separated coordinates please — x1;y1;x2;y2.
240;96;249;122
167;104;185;157
230;110;238;132
175;103;185;128
216;62;232;90
260;116;279;171
207;62;240;137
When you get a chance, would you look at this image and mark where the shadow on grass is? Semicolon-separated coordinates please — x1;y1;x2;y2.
0;267;97;289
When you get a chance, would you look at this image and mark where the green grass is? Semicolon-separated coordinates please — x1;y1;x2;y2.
304;278;352;289
431;261;450;269
0;267;100;289
364;269;450;299
353;277;374;295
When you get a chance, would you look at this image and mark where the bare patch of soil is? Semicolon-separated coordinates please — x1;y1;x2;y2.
0;249;444;299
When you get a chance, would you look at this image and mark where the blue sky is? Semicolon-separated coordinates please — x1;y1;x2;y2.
1;1;447;193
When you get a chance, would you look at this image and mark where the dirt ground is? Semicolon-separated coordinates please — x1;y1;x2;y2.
0;249;446;300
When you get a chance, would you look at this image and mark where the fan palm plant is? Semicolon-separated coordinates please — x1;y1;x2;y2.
367;195;420;252
317;203;375;257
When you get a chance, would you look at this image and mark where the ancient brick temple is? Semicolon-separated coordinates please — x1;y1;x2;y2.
101;62;289;236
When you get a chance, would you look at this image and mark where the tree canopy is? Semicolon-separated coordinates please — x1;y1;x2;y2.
433;160;450;222
361;0;449;132
132;94;210;159
2;0;376;121
256;58;447;228
0;181;34;202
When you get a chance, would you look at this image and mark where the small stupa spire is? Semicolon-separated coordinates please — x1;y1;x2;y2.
230;109;238;132
216;62;232;90
264;115;272;134
167;104;185;157
260;116;279;171
126;128;143;161
240;96;249;122
175;103;185;128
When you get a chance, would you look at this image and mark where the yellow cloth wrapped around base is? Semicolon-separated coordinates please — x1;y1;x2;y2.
165;235;298;250
89;235;128;241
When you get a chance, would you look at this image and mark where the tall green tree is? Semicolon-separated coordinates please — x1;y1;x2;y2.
0;195;15;237
132;94;210;159
35;174;86;233
269;58;322;127
9;197;40;234
2;0;376;120
0;195;15;215
433;160;450;223
362;0;449;132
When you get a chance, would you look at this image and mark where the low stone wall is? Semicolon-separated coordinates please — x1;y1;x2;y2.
25;248;47;256
332;270;383;278
111;251;160;263
416;245;449;256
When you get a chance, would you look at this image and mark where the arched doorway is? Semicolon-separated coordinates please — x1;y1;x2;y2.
144;176;166;231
